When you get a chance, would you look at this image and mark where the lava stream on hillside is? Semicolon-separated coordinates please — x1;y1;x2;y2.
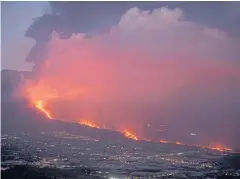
30;103;232;152
35;100;53;119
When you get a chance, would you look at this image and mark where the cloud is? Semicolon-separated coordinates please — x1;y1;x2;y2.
23;7;240;147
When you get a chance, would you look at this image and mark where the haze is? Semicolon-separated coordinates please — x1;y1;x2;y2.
2;2;240;149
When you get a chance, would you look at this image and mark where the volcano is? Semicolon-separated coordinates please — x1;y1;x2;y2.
1;70;129;142
1;70;236;152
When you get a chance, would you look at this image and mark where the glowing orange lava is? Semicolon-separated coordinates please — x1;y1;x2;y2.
158;139;232;152
160;139;181;145
207;145;232;152
35;100;53;119
175;141;183;145
25;92;233;152
124;131;138;140
28;101;234;152
160;139;168;143
78;119;100;129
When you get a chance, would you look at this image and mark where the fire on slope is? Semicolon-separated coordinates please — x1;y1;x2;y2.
78;119;100;129
77;119;138;140
75;120;232;151
205;145;232;152
159;139;232;152
22;78;231;152
124;131;138;140
35;100;53;119
31;100;232;151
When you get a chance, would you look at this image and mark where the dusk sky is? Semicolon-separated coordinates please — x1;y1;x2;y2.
1;2;240;149
2;2;240;70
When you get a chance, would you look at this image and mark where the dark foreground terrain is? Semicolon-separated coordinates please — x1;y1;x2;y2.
2;164;238;179
1;132;240;179
2;165;102;179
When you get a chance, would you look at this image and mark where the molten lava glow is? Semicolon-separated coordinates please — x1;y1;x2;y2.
124;131;138;140
160;140;168;143
26;97;234;152
35;100;53;119
207;145;232;152
175;141;183;145
23;81;232;151
160;139;183;145
189;144;232;152
78;120;100;129
158;139;232;152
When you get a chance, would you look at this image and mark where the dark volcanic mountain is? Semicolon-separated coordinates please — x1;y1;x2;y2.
1;70;127;142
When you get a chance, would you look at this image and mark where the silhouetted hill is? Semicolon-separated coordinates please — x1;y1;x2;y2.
1;98;126;141
1;165;102;179
1;70;127;142
1;69;33;101
1;98;127;141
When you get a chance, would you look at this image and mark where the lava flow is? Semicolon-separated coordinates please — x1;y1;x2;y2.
159;139;232;152
78;120;138;140
175;141;183;145
207;145;232;152
78;119;100;129
124;131;138;140
31;100;231;152
159;139;168;143
160;139;186;146
35;100;53;119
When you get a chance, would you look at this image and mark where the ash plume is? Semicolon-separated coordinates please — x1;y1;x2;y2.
20;4;240;149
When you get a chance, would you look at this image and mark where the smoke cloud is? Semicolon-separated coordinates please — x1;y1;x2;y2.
22;7;240;148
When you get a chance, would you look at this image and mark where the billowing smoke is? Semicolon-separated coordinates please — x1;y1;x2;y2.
21;7;240;148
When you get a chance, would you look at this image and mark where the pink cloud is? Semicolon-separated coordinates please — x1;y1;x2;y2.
23;7;240;148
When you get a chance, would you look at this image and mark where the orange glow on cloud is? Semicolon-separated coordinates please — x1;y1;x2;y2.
19;6;240;151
